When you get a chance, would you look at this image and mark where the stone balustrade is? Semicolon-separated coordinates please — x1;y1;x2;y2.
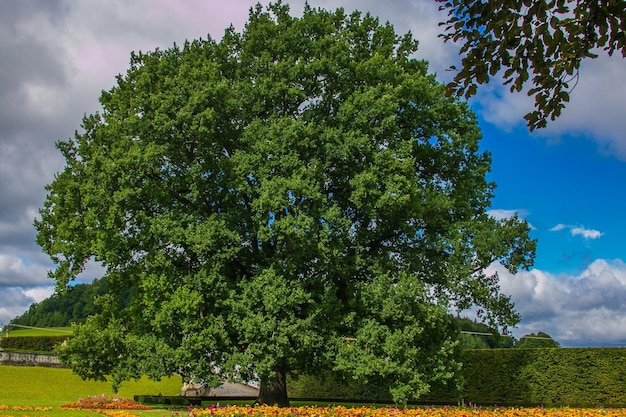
0;350;66;367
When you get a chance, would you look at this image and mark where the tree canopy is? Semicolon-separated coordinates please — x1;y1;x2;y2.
36;3;535;406
438;0;626;130
516;332;560;348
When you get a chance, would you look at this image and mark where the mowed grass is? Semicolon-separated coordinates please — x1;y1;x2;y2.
3;327;73;337
0;365;182;411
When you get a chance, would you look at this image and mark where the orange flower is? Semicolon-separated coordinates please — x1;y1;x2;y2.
0;405;52;412
189;406;626;417
98;410;142;417
60;395;151;410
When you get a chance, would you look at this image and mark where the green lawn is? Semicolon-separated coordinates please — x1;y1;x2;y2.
3;326;73;337
0;365;182;414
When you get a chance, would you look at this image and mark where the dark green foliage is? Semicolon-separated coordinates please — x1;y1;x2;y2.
459;349;537;405
0;336;71;352
11;279;108;327
438;0;626;130
455;317;515;349
287;372;393;402
134;396;202;406
290;348;626;407
460;348;626;407
36;2;535;406
515;332;560;348
286;368;460;404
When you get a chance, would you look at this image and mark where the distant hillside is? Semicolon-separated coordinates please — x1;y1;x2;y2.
11;279;108;327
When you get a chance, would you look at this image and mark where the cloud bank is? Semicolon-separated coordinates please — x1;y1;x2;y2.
491;259;626;346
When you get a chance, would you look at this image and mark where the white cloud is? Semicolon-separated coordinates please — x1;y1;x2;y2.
571;227;603;239
550;224;603;239
549;223;568;232
75;258;106;284
492;259;626;346
471;82;535;132
23;286;55;302
0;286;54;326
0;254;50;286
487;209;529;221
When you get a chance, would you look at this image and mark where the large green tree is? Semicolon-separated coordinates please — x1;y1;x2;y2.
36;3;535;406
438;0;626;130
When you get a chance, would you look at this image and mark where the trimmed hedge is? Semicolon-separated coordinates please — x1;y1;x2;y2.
0;335;71;352
134;395;203;406
288;373;393;402
288;348;626;407
459;348;626;407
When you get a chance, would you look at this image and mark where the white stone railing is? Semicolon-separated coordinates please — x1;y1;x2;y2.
0;350;66;367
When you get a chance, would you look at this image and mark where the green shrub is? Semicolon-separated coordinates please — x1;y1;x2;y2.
0;335;71;352
457;348;626;407
288;371;461;404
288;372;392;402
289;348;626;407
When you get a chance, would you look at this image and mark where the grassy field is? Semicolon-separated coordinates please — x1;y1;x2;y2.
2;326;73;337
0;365;350;417
0;365;182;416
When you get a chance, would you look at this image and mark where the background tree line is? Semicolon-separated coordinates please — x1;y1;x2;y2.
10;278;134;328
11;280;106;328
11;280;558;349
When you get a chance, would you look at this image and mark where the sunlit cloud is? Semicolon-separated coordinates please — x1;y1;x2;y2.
550;224;603;239
492;259;626;346
0;254;50;287
571;227;603;239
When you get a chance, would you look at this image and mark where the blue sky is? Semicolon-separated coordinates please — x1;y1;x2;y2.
483;123;626;276
0;0;625;347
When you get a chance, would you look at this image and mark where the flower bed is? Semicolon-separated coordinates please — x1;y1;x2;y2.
3;403;626;417
60;394;151;410
187;405;626;417
0;405;52;412
98;411;144;417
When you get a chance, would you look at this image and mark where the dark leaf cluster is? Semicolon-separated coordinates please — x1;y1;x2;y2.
438;0;626;130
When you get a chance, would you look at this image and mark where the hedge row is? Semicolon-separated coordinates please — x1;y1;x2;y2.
459;348;626;407
0;335;71;352
288;348;626;407
288;373;394;402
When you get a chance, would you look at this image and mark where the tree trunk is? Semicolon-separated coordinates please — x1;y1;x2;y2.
257;365;289;407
